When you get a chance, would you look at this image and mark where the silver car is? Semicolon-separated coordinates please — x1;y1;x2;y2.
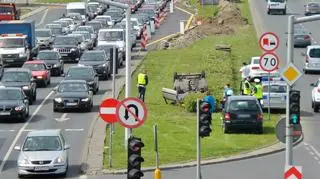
286;27;312;47
305;2;320;16
261;76;287;110
303;45;320;73
15;129;70;177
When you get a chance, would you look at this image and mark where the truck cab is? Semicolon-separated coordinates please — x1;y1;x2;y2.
0;34;32;66
267;0;287;15
0;3;20;21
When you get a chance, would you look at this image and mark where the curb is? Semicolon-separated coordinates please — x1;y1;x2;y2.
20;6;48;20
99;134;304;175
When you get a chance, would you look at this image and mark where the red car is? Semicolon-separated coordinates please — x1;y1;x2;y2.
22;60;51;87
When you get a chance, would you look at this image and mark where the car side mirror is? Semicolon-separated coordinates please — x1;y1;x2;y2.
64;144;71;150
14;146;21;151
309;32;312;35
52;86;58;91
31;78;36;82
301;52;306;56
95;74;98;77
304;5;306;7
311;83;316;87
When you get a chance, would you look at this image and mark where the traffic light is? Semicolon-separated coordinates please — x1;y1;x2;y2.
198;100;212;137
289;90;300;125
127;136;144;179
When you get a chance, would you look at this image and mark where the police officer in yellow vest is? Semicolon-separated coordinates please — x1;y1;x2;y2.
241;77;252;95
251;78;263;106
137;70;149;102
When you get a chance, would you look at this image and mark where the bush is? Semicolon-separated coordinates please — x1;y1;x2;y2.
184;92;205;112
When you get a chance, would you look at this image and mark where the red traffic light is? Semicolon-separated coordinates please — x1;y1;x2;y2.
200;102;210;113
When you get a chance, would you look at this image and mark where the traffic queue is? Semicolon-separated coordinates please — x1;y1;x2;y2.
0;0;170;177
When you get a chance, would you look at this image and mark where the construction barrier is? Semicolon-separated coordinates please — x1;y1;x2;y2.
155;14;160;29
140;28;148;51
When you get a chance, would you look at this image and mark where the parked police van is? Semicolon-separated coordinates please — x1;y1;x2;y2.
261;76;287;110
267;0;287;15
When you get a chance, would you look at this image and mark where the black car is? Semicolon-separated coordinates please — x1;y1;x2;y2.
95;45;124;68
36;50;64;76
222;96;263;134
78;50;110;80
52;80;93;112
0;87;29;122
0;68;37;105
86;20;103;34
62;66;99;94
52;36;81;63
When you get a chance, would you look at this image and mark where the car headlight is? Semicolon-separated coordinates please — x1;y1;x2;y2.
99;63;106;67
18;158;30;165
54;98;62;103
15;105;25;111
88;81;94;85
119;47;124;51
37;76;43;79
53;64;59;67
54;156;65;164
22;86;29;90
70;48;76;51
78;64;85;67
81;98;89;102
53;48;58;51
19;53;26;57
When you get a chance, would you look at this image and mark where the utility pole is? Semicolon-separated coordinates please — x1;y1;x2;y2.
285;14;320;166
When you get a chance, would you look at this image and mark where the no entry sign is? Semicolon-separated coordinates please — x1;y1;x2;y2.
99;98;119;123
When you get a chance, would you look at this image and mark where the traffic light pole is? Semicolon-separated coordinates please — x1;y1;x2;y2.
286;14;320;166
196;99;201;179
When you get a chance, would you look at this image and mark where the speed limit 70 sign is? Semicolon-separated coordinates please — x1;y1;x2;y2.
259;52;280;72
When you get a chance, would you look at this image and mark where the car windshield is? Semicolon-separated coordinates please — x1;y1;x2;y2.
23;63;46;71
67;14;81;20
308;3;319;7
99;31;123;41
81;52;105;61
0;89;22;100
309;48;320;58
54;37;77;45
2;72;30;82
0;6;13;14
73;32;90;40
87;23;101;32
67;8;85;15
76;27;94;34
97;16;111;21
88;4;98;11
67;68;92;78
69;35;84;42
0;39;24;48
294;28;307;34
50;28;63;35
263;85;287;93
229;100;260;112
23;136;62;151
37;52;58;60
54;21;68;27
253;58;259;64
58;83;87;92
270;0;285;2
36;30;51;37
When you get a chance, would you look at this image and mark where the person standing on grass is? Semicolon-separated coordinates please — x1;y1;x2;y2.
137;69;148;102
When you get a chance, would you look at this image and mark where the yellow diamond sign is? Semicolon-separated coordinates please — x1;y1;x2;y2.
281;63;302;86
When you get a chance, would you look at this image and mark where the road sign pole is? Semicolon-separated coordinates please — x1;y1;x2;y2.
196;99;201;179
268;72;271;121
285;15;294;166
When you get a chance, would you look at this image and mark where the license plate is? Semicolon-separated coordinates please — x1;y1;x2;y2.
66;102;77;106
0;112;10;115
61;54;68;56
238;114;250;118
6;59;14;62
34;166;50;171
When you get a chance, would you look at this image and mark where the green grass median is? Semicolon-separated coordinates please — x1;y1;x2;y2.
103;0;278;169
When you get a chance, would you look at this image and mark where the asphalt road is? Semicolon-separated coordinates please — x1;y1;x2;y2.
0;5;191;179
92;0;320;178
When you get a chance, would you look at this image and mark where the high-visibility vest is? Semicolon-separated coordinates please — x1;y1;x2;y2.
253;84;263;99
138;73;147;85
242;80;251;95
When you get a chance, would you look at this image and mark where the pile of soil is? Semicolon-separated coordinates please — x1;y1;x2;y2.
167;0;248;49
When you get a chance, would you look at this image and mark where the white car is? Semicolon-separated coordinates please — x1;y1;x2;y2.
311;79;320;112
267;0;287;15
59;18;78;32
241;56;279;79
15;129;70;177
95;15;113;27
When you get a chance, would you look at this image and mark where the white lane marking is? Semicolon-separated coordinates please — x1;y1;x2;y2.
0;91;54;173
305;147;310;151
65;128;84;132
315;156;319;160
79;175;88;179
309;144;320;158
100;107;116;114
36;8;49;27
0;130;15;132
55;113;70;122
304;143;308;146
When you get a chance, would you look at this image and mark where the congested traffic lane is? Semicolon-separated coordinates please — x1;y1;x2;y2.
0;3;191;179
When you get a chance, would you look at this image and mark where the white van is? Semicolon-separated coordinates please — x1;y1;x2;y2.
267;0;287;15
66;2;88;25
98;28;126;60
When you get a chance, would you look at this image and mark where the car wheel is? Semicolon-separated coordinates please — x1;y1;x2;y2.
314;105;318;112
305;69;308;74
256;125;263;134
48;78;51;85
25;106;29;117
312;101;314;108
53;107;59;112
18;174;25;178
283;9;286;15
224;126;230;134
267;10;270;14
33;90;36;102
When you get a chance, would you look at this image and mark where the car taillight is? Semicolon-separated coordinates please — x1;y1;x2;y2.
257;113;263;120
304;35;311;40
306;55;309;62
317;88;320;93
225;113;231;121
251;66;259;70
